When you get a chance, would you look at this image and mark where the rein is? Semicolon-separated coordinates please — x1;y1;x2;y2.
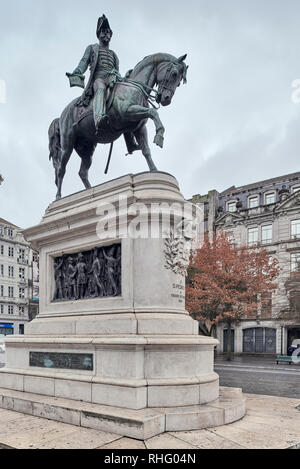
121;79;160;109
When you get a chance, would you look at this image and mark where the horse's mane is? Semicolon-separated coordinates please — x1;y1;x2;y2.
125;52;188;83
127;53;186;80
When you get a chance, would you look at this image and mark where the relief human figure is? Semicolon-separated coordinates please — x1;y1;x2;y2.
66;257;77;300
54;258;64;300
89;248;105;297
103;246;121;297
72;253;87;299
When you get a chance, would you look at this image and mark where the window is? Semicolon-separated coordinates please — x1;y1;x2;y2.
8;305;14;315
0;245;3;256
0;305;3;314
18;306;25;316
243;328;276;353
19;249;25;262
291;220;300;239
265;192;276;205
19;268;25;279
261;292;272;317
0;286;3;297
248;196;259;208
7;229;13;238
0;325;13;336
8;287;14;298
291;253;300;272
0;265;3;276
261;225;273;245
248;227;258;247
227;202;237;213
8;266;14;278
8;247;14;257
19;288;25;299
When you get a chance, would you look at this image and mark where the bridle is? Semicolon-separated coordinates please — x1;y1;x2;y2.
156;62;180;95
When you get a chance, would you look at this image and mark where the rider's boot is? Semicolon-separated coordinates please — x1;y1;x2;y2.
124;132;141;155
93;87;108;133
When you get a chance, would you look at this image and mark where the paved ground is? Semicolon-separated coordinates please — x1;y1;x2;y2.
215;355;300;399
0;393;299;449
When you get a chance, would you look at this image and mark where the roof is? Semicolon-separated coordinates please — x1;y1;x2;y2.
220;171;300;197
0;218;21;229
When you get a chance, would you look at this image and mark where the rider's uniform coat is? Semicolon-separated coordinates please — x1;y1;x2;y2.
73;44;120;107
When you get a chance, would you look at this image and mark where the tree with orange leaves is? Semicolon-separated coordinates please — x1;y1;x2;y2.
186;231;280;360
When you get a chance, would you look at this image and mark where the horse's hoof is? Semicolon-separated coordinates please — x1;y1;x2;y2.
154;135;164;148
56;194;61;201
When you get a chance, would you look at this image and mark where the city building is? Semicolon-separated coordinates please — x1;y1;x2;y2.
0;218;39;336
192;171;300;355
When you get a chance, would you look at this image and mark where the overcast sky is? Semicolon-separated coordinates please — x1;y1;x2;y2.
1;0;300;228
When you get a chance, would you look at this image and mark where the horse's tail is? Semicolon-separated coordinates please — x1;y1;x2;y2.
48;118;61;186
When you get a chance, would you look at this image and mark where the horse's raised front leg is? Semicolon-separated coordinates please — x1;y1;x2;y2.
125;105;165;149
134;125;157;171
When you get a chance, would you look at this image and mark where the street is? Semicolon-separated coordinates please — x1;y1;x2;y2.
215;355;300;399
1;357;299;399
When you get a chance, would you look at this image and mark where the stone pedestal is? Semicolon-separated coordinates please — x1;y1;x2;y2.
0;172;245;438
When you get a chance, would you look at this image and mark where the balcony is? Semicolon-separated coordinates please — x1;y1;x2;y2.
18;278;28;286
17;258;29;266
0;297;28;305
0;313;28;321
16;297;28;305
0;234;14;242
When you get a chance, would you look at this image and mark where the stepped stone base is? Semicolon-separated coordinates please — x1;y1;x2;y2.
0;386;246;440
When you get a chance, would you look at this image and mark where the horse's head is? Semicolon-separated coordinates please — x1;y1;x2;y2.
156;54;188;106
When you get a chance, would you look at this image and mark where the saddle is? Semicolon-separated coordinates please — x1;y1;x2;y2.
74;85;117;128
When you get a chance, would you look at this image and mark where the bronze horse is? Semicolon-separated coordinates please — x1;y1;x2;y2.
49;52;188;200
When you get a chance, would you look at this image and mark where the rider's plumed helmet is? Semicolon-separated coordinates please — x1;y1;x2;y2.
96;15;113;39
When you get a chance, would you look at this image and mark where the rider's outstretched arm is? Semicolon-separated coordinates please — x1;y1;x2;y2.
72;46;92;75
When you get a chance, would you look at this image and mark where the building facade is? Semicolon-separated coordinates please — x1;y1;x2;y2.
192;171;300;355
0;218;39;336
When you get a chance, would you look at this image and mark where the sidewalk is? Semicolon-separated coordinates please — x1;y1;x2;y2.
215;354;300;370
0;393;299;449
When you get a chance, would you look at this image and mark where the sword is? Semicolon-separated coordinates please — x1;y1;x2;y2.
105;142;114;174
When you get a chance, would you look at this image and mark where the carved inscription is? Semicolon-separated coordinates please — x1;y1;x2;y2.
53;244;121;302
29;352;93;371
171;282;186;304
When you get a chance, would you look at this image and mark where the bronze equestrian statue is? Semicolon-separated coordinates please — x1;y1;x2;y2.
49;15;188;200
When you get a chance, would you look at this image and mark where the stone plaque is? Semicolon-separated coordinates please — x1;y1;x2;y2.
29;352;94;371
53;244;121;302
